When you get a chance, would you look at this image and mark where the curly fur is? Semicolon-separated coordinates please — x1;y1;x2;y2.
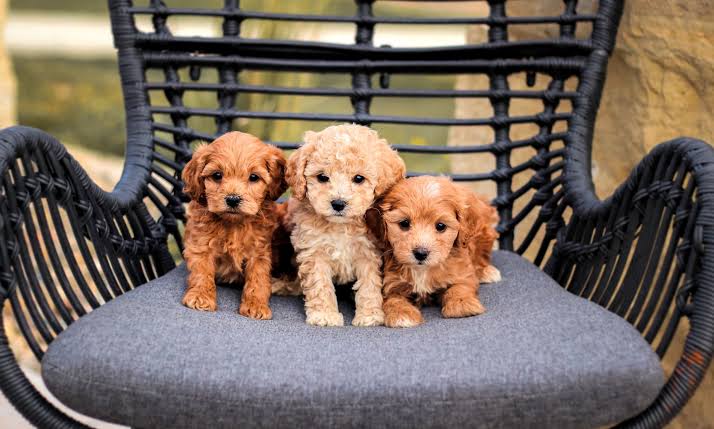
276;124;405;327
370;176;500;328
181;131;287;319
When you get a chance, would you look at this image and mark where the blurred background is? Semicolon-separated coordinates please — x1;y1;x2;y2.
0;1;712;428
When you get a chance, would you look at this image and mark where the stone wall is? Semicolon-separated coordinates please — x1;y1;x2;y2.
594;1;713;196
449;1;713;427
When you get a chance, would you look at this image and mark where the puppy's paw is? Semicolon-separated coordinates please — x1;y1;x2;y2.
480;264;502;284
271;277;302;296
239;299;273;320
352;308;385;327
442;296;485;318
385;305;423;328
182;288;217;312
306;310;344;327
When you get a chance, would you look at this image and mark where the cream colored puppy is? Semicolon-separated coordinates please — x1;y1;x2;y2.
278;124;405;327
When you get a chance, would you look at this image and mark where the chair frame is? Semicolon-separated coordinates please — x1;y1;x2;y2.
1;1;713;428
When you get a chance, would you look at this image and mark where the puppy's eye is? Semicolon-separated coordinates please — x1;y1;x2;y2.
435;222;447;232
398;219;410;230
249;173;260;182
353;175;365;184
211;172;223;181
317;173;330;183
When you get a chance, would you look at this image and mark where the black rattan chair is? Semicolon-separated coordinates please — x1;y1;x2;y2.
1;1;713;428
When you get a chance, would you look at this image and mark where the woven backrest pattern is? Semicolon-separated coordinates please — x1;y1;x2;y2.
109;0;622;258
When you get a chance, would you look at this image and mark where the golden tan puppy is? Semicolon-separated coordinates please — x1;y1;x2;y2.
181;132;287;319
277;124;405;327
371;176;500;328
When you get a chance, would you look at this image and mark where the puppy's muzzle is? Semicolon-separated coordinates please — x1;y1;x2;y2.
412;247;430;263
225;195;242;208
330;199;347;213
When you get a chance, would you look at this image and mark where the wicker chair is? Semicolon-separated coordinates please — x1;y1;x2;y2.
1;1;712;428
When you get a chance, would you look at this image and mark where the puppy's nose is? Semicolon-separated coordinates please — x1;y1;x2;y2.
330;199;347;212
412;248;430;262
225;195;242;208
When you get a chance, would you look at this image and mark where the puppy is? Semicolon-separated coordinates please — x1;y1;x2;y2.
181;131;287;319
279;124;405;327
371;176;500;328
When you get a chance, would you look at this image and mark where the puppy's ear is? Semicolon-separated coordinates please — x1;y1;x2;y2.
365;203;387;249
453;184;498;250
182;143;211;202
373;137;406;197
265;144;288;201
286;131;318;200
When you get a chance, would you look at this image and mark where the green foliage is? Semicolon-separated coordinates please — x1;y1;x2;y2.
15;54;455;172
15;56;127;156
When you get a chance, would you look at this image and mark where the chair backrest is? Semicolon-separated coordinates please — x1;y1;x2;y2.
108;0;623;259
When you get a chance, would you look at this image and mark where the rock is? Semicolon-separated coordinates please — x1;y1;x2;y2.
594;0;714;196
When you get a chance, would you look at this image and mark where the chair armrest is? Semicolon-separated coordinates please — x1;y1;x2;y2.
0;126;173;428
545;137;714;428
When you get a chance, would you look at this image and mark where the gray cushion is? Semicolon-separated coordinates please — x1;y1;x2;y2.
42;251;663;429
